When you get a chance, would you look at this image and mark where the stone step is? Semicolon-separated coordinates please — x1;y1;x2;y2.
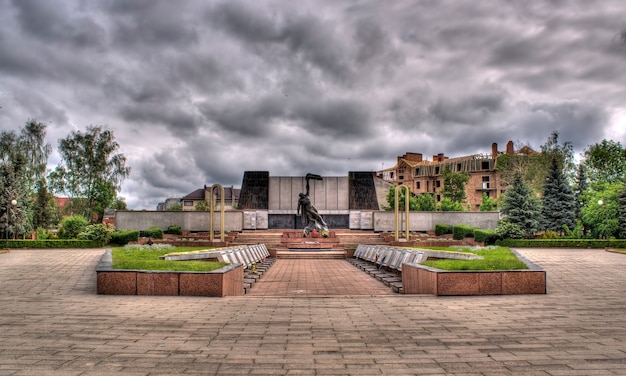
275;250;346;259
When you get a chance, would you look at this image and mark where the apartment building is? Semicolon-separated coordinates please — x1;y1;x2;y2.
378;141;521;211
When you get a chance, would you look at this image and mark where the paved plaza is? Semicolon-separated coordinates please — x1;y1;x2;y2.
0;247;625;375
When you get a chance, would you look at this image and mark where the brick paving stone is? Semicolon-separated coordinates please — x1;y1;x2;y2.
1;248;626;374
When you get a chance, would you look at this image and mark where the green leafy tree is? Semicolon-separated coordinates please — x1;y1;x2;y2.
415;193;436;211
49;126;130;223
579;183;621;239
57;215;88;239
385;185;417;211
168;203;182;211
441;166;469;203
541;155;576;234
500;173;542;238
111;197;127;210
618;188;626;239
437;197;465;211
479;192;496;211
582;139;626;184
195;200;209;211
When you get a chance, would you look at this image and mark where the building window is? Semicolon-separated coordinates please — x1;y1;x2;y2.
481;161;490;170
183;200;193;206
415;167;420;175
416;181;421;189
457;163;462;172
399;175;404;180
482;176;490;189
435;166;440;174
436;180;441;188
436;194;441;202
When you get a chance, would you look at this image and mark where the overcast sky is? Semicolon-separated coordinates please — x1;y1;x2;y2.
1;0;625;209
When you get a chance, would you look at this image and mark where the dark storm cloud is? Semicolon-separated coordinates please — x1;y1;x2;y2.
1;0;624;209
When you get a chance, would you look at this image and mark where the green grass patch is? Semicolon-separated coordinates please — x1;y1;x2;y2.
419;246;529;271
111;246;229;272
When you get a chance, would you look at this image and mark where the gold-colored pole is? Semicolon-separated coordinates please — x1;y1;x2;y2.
394;185;411;242
209;184;225;242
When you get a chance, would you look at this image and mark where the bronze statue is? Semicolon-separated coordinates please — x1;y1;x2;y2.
297;173;329;237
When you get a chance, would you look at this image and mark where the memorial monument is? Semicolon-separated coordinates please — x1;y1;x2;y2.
297;173;329;237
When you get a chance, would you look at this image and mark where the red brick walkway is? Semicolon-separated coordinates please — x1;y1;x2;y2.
246;259;395;297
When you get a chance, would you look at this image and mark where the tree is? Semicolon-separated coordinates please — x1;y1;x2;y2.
33;179;54;229
195;200;209;211
579;183;621;239
441;166;469;203
582;139;626;184
48;126;130;223
385;185;417;211
415;193;436;211
619;188;626;239
499;173;542;238
574;163;588;220
541;155;576;234
438;197;465;211
479;192;496;211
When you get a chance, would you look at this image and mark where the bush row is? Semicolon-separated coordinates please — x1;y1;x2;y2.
496;239;626;248
3;239;102;248
110;230;140;246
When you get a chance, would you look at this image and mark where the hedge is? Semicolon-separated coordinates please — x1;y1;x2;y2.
3;239;101;248
144;227;164;239
496;239;626;248
165;225;183;235
110;230;140;246
435;224;453;236
452;225;476;240
474;229;499;245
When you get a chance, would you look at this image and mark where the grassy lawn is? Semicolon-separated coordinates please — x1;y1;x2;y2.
419;246;529;271
112;246;229;272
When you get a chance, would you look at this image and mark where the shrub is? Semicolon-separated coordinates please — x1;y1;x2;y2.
435;224;453;236
496;239;626;248
36;227;48;240
165;225;183;235
78;223;114;246
110;230;140;246
145;227;164;239
452;225;476;240
474;229;500;245
58;216;88;239
496;221;525;239
538;230;560;239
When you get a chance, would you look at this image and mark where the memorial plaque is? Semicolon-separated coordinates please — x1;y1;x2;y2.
360;211;374;230
243;211;257;230
349;211;361;229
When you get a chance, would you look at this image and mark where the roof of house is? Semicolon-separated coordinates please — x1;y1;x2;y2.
181;186;241;201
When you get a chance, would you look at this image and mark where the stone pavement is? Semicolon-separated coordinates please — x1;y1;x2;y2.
0;248;625;375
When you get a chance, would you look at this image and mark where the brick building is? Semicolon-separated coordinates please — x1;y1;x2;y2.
378;141;524;211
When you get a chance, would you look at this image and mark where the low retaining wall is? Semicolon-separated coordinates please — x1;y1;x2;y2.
96;249;244;297
401;250;546;296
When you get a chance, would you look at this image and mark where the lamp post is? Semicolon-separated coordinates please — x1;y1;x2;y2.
598;199;609;248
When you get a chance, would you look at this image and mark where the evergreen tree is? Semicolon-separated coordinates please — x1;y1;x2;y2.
618;188;626;239
33;179;54;229
541;155;576;234
500;173;542;238
574;163;588;219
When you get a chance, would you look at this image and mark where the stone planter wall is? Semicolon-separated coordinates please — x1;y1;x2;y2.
401;263;546;296
96;249;244;297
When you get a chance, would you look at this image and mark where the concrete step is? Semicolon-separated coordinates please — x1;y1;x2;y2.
275;250;346;259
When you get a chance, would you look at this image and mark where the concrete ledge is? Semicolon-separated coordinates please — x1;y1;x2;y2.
401;249;546;296
96;249;244;297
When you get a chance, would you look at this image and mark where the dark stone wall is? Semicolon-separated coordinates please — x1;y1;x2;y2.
349;171;379;210
269;214;350;229
239;171;269;209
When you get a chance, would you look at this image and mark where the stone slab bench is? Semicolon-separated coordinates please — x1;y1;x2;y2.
160;244;271;269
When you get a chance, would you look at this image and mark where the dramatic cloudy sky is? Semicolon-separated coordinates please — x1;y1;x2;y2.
1;0;625;209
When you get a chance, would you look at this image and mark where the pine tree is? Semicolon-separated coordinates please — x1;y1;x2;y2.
574;163;588;219
541;156;577;234
500;173;542;238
